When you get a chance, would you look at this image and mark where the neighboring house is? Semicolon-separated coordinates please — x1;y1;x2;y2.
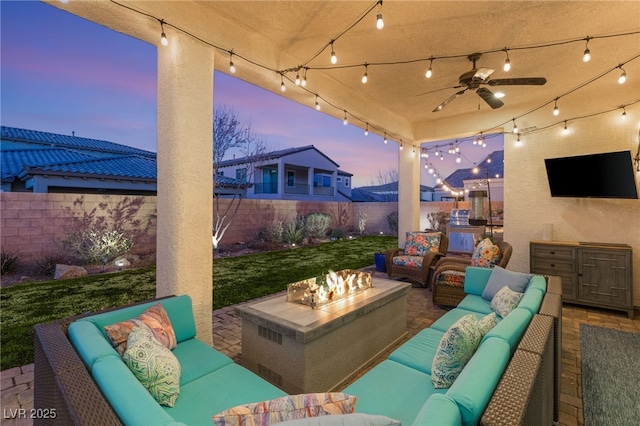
435;150;504;202
216;145;353;201
0;126;247;196
352;182;435;202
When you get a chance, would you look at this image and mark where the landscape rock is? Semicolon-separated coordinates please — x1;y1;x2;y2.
113;257;131;268
54;264;88;280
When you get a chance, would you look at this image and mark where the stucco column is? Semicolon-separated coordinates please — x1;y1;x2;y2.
397;144;421;240
156;30;214;345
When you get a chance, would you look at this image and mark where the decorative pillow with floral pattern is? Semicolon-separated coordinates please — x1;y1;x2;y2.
211;393;356;426
470;238;502;268
403;232;441;257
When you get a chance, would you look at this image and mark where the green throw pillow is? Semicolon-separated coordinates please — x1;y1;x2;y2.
431;314;482;389
123;325;181;407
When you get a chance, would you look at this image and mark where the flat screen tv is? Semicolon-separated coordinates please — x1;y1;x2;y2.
544;150;638;199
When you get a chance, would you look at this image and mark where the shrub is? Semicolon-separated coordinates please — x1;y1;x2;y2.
305;212;332;239
63;229;133;264
283;217;306;245
387;211;398;234
329;227;346;240
426;211;450;234
257;220;284;243
1;249;21;275
33;252;71;277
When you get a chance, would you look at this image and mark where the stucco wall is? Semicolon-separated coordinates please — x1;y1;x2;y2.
504;111;640;306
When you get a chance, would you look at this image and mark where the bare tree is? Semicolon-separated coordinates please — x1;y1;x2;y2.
212;105;267;249
372;168;399;202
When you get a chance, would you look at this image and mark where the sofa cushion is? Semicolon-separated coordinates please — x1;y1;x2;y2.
68;320;120;369
403;231;441;257
491;286;523;318
463;267;493;296
446;337;511;426
482;308;532;352
456;295;493;315
388;327;445;375
344;360;444;425
432;314;483;389
171;338;233;386
275;413;401;426
518;287;546;314
470;238;501;268
413;394;462;426
481;266;533;301
163;363;286;425
431;308;482;333
392;255;424;269
123;326;181;407
105;303;177;356
211;393;356;425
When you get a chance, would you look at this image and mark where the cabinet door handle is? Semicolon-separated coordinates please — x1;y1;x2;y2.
550;264;555;267
550;251;555;255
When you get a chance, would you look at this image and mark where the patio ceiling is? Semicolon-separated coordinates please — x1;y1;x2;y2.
47;1;640;146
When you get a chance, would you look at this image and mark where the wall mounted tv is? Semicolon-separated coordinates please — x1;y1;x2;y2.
544;150;638;199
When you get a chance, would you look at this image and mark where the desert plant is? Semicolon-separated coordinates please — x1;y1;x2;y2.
305;212;332;239
282;217;306;245
63;229;133;264
387;211;398;234
32;252;71;276
329;227;346;240
1;249;21;275
426;211;450;234
358;210;368;235
257;220;284;243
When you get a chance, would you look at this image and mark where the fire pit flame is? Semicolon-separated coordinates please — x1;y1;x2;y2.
287;269;372;308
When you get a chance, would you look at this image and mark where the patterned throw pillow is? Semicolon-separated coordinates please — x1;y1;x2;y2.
123;326;181;407
431;314;482;389
211;393;357;426
491;286;524;318
403;232;441;257
104;303;177;356
477;312;498;336
470;238;502;268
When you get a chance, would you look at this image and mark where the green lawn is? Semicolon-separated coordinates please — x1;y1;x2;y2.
0;235;397;371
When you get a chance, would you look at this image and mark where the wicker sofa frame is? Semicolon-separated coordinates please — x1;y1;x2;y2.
385;232;449;288
33;276;562;426
431;241;513;307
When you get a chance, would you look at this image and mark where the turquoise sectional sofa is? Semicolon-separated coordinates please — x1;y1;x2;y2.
342;266;555;426
34;267;560;426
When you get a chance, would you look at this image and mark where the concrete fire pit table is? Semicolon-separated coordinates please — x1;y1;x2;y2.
235;275;411;394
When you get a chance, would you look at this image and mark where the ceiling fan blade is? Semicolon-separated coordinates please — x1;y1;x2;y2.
432;89;467;112
487;77;547;86
416;85;463;97
477;87;504;109
474;67;495;81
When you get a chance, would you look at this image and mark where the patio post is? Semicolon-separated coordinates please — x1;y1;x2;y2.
397;143;421;239
156;29;214;345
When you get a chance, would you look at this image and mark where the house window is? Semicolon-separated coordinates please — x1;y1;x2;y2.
236;168;247;182
287;171;295;187
217;171;224;177
344;178;350;187
337;177;342;183
314;173;332;187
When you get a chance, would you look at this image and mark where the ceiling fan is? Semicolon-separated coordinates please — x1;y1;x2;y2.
428;52;547;112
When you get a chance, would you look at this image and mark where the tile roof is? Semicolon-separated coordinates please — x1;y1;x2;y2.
441;150;504;188
1;148;99;181
218;145;341;168
21;155;158;180
1;126;155;158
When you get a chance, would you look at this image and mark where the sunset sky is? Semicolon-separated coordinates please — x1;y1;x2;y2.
1;1;502;188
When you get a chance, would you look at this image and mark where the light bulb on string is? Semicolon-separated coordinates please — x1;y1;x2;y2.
456;153;461;164
362;64;368;84
618;66;627;84
280;74;286;92
503;49;511;72
295;71;301;86
553;99;560;116
364;123;369;136
622;106;627;118
330;42;337;64
229;51;236;74
563;120;569;134
159;20;168;46
383;133;388;144
376;13;384;30
400;141;404;150
583;37;591;62
315;95;321;111
343;110;348;125
425;58;433;78
512;119;519;134
301;68;307;87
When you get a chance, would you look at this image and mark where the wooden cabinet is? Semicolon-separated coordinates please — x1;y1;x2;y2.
530;240;633;318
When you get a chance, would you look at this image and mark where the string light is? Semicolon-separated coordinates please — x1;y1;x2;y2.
618;66;627;84
400;141;404;150
622;106;627;118
301;68;307;87
512;119;519;134
376;0;384;30
159;19;168;46
280;74;286;92
343;110;348;125
456;153;462;164
563;120;569;133
383;132;388;144
503;48;511;72
583;37;591;62
315;95;321;111
425;57;434;78
362;63;368;84
330;41;337;64
553;99;560;116
364;122;369;136
295;70;301;86
229;51;236;73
